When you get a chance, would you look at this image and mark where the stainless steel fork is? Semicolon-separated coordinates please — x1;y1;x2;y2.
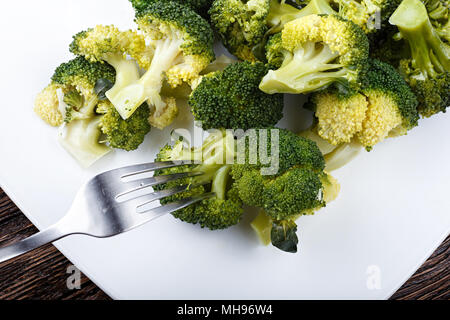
0;161;213;264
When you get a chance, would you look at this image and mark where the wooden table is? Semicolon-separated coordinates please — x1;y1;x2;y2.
0;188;448;300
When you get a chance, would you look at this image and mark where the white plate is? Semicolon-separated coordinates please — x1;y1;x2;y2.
0;0;449;300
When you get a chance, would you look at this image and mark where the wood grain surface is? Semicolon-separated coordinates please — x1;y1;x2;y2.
0;188;448;300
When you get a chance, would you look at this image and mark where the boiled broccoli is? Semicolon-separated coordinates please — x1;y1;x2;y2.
154;130;244;230
231;128;340;252
35;57;151;167
35;56;116;126
110;1;215;129
389;0;449;117
307;59;419;149
189;61;284;130
130;0;213;16
209;0;396;61
259;14;369;94
69;25;148;106
97;101;151;151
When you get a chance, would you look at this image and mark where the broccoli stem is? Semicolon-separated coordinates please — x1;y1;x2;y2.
260;42;345;94
389;0;450;78
59;116;111;168
104;54;141;109
211;165;232;200
251;211;273;246
109;39;183;120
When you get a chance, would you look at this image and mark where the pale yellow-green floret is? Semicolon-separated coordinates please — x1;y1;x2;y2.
357;91;404;147
282;15;355;65
34;84;63;127
71;25;148;67
148;96;178;129
315;92;368;145
165;54;211;88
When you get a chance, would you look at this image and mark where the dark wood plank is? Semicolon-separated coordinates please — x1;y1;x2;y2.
0;188;448;300
0;189;110;300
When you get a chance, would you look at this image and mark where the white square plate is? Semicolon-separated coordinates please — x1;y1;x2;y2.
0;0;449;300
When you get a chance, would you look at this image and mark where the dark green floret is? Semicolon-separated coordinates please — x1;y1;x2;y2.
265;33;288;68
363;59;420;129
231;128;331;253
135;1;215;60
130;0;213;17
51;56;116;123
52;56;116;89
189;62;284;130
97;102;151;151
231;128;326;220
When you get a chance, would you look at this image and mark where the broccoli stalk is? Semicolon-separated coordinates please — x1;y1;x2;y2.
261;42;347;93
58;116;111;168
389;0;449;117
111;1;214;129
390;0;449;79
154;131;243;230
69;26;146;107
109;37;183;124
104;56;141;104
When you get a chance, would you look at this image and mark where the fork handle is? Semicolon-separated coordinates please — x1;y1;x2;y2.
0;225;68;264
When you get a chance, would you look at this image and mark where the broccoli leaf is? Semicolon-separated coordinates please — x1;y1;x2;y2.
271;220;299;253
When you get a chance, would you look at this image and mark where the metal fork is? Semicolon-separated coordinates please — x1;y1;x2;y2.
0;161;213;264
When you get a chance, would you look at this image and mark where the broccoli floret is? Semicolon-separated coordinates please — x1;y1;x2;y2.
188;62;284;130
35;57;151;167
209;0;395;61
35;56;116;126
390;0;449;117
308;59;419;148
265;33;289;68
154;131;243;230
259;14;369;94
369;24;409;66
231;128;339;253
209;0;271;61
311;88;369;145
97;101;151;151
130;0;213;16
231;129;328;219
110;1;215;129
70;25;147;106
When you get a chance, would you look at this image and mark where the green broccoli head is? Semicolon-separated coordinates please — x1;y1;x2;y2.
259;14;369;94
97;101;151;151
209;0;270;61
265;32;290;68
231;128;328;221
35;56;116;126
189;61;284;130
130;0;213;16
390;0;450;117
154;131;244;230
368;24;410;66
362;59;419;130
109;1;215;129
209;0;394;62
